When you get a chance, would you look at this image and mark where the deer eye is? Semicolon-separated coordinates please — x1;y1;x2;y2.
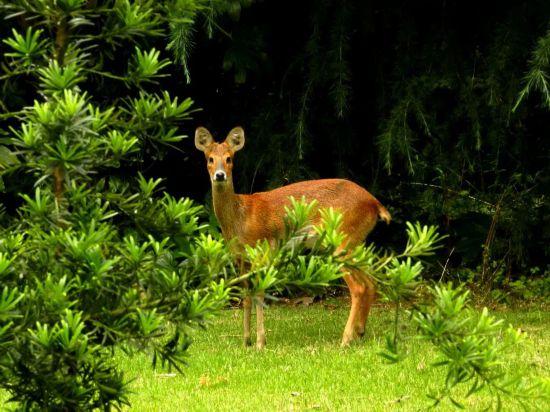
208;157;214;164
226;157;232;164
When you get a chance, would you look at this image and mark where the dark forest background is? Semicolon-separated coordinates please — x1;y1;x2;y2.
147;0;550;282
2;0;549;285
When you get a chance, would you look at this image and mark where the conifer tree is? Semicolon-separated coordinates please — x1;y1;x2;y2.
0;0;240;408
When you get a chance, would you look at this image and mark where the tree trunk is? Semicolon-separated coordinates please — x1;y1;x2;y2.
55;18;69;66
53;165;65;202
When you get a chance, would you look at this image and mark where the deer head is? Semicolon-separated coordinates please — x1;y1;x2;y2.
195;126;245;185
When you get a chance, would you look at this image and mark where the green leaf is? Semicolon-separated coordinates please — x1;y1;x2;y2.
2;27;47;67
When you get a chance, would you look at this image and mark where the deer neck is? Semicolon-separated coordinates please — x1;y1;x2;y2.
211;181;243;240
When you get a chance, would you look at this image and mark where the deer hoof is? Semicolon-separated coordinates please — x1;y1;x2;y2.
341;334;354;347
244;337;252;347
256;339;266;350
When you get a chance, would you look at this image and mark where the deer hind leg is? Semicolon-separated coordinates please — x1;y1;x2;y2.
255;293;266;350
341;270;375;346
342;272;363;346
353;270;375;338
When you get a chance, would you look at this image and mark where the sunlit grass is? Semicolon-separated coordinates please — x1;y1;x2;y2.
119;298;549;411
0;299;546;410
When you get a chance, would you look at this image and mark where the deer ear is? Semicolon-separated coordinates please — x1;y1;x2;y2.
195;127;214;152
226;127;245;152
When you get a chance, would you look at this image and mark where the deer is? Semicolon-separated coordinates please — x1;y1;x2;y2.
195;126;391;349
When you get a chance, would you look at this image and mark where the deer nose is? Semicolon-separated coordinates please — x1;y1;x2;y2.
214;171;226;181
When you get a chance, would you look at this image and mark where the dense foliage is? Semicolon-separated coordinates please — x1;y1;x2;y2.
0;0;241;408
1;1;548;293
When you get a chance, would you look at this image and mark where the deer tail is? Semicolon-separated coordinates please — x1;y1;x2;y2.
377;203;391;225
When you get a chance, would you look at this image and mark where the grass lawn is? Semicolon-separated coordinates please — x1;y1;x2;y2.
119;298;549;411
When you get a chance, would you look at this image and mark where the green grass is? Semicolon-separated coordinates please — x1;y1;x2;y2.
0;299;547;410
119;298;549;411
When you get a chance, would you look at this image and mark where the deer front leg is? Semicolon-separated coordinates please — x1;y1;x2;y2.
240;262;253;347
255;293;266;350
243;295;252;346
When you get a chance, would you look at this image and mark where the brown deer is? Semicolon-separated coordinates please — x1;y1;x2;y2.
195;126;391;349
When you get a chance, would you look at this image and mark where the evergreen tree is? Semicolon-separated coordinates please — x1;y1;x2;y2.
0;0;242;408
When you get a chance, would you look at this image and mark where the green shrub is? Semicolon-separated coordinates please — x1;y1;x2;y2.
0;1;244;408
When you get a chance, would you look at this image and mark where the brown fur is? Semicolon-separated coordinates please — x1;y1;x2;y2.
195;126;391;348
